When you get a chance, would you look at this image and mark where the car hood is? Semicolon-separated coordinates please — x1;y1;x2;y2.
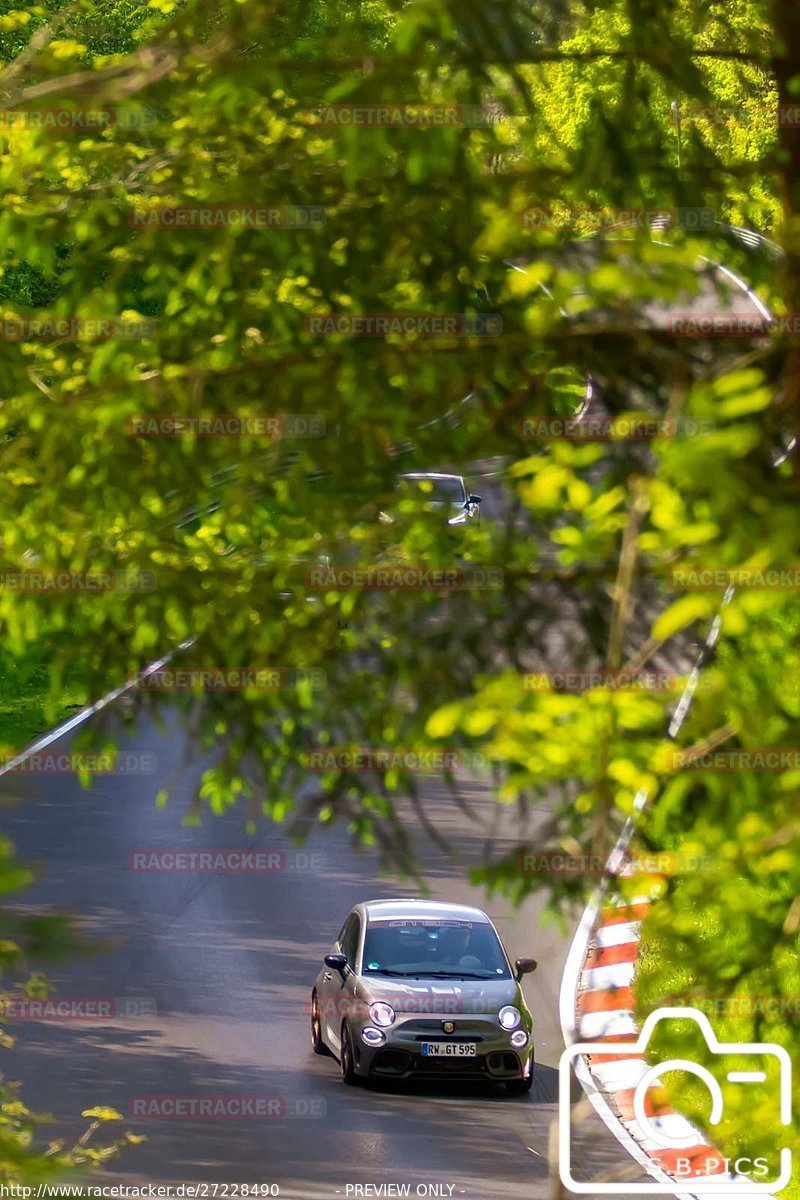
357;975;521;1015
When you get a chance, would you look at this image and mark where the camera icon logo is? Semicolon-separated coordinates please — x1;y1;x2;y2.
559;1006;792;1193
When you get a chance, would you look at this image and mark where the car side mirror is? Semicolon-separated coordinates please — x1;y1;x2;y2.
325;953;348;976
515;957;538;981
468;495;482;505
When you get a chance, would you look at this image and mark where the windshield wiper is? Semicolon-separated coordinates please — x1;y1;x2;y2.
420;971;490;980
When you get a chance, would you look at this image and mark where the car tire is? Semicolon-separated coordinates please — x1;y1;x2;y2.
340;1022;361;1086
310;991;330;1056
506;1071;533;1095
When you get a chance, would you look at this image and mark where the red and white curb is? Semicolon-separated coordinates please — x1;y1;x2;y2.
559;872;780;1198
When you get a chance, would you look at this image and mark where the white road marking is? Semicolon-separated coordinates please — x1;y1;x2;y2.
579;1008;639;1039
595;921;640;948
620;1112;709;1150
581;961;636;991
591;1056;649;1091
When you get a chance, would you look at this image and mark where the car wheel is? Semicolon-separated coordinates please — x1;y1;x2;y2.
340;1022;361;1086
506;1072;533;1095
310;991;330;1056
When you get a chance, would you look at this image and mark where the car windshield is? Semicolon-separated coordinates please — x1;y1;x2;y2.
399;477;466;508
362;918;511;979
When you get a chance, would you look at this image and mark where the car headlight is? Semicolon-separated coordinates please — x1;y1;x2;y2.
510;1029;528;1048
498;1005;521;1030
361;1027;386;1047
368;1001;395;1027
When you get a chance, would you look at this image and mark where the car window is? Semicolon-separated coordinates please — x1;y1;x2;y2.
362;919;511;979
339;914;360;967
431;478;466;504
398;477;466;507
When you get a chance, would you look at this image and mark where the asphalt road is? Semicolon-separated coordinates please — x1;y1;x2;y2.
0;706;654;1198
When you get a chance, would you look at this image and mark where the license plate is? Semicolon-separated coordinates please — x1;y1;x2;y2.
421;1042;477;1057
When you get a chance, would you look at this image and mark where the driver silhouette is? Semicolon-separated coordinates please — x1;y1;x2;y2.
440;926;471;964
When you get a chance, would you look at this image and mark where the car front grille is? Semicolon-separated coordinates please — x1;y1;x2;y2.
486;1051;521;1074
412;1034;485;1043
399;1018;498;1040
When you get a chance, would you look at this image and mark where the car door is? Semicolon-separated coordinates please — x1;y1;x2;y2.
321;912;360;1053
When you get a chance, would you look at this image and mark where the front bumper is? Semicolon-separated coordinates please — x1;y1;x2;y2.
348;1017;534;1082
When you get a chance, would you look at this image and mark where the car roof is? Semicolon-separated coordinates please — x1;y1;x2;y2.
399;472;464;482
360;898;491;924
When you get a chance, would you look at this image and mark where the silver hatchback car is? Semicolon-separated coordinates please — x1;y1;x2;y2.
311;899;537;1091
376;473;482;528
